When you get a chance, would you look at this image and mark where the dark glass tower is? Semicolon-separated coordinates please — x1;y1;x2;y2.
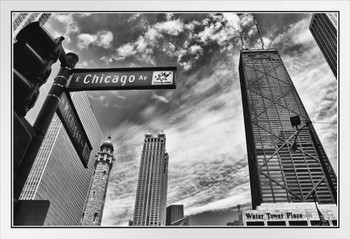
238;48;337;209
133;132;169;226
309;13;337;78
166;205;184;226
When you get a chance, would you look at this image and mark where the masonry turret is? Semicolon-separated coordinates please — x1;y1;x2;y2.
81;135;115;226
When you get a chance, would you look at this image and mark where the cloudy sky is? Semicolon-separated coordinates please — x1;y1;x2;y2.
25;12;337;226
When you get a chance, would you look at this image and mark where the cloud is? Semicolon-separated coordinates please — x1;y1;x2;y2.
166;156;250;216
154;19;184;36
77;13;92;17
113;43;136;61
97;30;113;48
270;16;314;51
88;92;125;108
76;59;95;68
77;33;96;49
77;30;114;50
151;93;169;103
177;14;249;71
98;13;253;71
51;13;80;43
100;56;113;65
117;95;126;100
107;18;185;65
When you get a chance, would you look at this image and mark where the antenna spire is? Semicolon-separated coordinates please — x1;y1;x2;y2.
240;31;245;50
254;16;265;49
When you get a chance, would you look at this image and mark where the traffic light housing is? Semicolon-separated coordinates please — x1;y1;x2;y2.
13;21;65;197
14;112;36;169
13;21;63;116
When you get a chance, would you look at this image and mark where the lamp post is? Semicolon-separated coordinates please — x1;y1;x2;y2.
289;117;311;153
312;191;329;226
289;115;337;204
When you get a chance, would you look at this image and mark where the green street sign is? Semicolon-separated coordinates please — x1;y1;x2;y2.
67;66;177;91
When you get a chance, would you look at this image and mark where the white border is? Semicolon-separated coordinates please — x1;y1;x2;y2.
1;1;349;239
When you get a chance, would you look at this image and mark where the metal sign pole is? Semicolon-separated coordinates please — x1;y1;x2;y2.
14;52;79;201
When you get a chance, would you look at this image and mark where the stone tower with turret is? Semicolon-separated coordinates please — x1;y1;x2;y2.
81;136;115;226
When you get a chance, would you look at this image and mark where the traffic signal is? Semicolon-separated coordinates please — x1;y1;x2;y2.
14;111;36;169
14;21;63;116
13;21;65;196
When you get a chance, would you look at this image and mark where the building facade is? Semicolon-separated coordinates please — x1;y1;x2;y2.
13;13;51;39
241;202;337;226
133;132;169;226
81;136;115;226
238;48;337;210
166;205;184;226
309;13;337;78
19;92;103;225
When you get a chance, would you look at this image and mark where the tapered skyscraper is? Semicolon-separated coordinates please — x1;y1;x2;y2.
133;132;169;226
309;13;337;78
81;136;115;226
19;92;103;225
238;48;337;210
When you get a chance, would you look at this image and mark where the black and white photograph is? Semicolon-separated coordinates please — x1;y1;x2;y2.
1;1;349;239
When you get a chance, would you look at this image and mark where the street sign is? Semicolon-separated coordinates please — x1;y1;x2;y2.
56;92;92;168
67;66;176;91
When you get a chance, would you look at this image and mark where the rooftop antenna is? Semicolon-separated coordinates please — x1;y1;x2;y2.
254;16;266;49
239;31;246;50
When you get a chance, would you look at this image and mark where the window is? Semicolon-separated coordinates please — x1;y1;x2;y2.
246;221;265;226
289;220;308;226
267;221;286;226
93;212;98;223
310;220;330;226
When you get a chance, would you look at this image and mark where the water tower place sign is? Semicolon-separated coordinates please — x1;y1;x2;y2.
244;212;303;221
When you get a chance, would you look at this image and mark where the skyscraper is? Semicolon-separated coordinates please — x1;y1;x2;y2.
81;136;115;226
19;92;103;225
238;48;337;210
133;132;169;226
13;13;51;39
309;13;337;78
166;204;184;226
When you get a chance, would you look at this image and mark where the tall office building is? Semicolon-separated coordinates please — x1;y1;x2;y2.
19;92;103;225
81;136;115;226
238;48;337;210
13;13;51;39
309;13;337;78
133;132;169;226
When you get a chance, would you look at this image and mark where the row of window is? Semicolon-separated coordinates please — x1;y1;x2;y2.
246;220;337;226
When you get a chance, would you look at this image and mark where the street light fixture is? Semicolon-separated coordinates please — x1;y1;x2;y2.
289;116;311;153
